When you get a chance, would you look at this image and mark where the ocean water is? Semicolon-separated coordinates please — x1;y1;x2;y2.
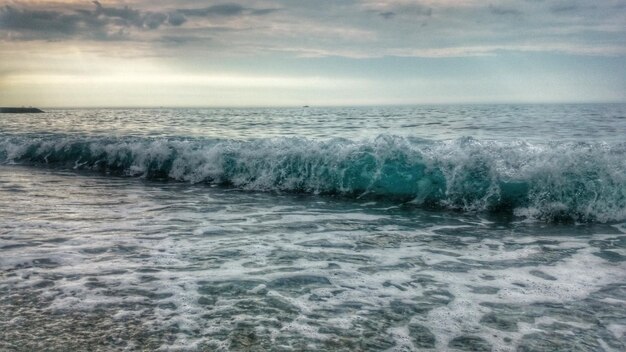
1;104;625;351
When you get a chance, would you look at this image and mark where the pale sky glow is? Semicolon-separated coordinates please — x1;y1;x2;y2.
6;73;362;88
1;0;625;107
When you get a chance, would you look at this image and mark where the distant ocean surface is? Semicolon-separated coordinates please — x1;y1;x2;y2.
1;104;625;351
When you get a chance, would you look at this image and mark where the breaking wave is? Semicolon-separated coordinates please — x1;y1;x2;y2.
1;134;625;223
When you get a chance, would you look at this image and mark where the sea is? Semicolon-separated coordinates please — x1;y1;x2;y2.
1;104;625;351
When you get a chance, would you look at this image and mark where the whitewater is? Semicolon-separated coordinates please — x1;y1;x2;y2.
1;104;625;351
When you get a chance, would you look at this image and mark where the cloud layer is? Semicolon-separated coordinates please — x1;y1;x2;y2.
1;1;625;57
0;1;279;41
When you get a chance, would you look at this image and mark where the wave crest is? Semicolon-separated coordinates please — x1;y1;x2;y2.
1;134;625;222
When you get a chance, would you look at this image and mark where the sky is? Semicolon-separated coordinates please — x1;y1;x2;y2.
1;0;625;107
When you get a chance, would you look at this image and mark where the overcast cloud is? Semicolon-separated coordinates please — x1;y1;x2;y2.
2;0;625;56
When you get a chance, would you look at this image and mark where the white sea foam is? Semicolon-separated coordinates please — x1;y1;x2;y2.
1;165;625;351
1;134;625;222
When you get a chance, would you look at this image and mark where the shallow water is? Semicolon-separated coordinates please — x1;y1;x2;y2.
1;105;626;351
1;166;624;351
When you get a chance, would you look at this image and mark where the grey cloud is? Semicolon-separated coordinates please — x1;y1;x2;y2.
398;5;432;17
93;1;173;29
0;6;107;38
488;4;522;16
159;35;209;45
93;1;141;23
549;4;579;14
0;2;186;41
144;12;168;29
379;12;395;20
0;1;272;42
177;3;278;18
178;4;244;17
203;4;243;16
372;4;431;19
0;7;80;33
2;0;624;59
251;8;280;16
167;12;187;26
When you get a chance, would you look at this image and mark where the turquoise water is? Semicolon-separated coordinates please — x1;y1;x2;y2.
1;104;625;351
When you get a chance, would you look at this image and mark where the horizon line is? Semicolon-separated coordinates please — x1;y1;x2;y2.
15;101;626;110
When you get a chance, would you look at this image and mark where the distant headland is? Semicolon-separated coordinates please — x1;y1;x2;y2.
0;107;45;113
